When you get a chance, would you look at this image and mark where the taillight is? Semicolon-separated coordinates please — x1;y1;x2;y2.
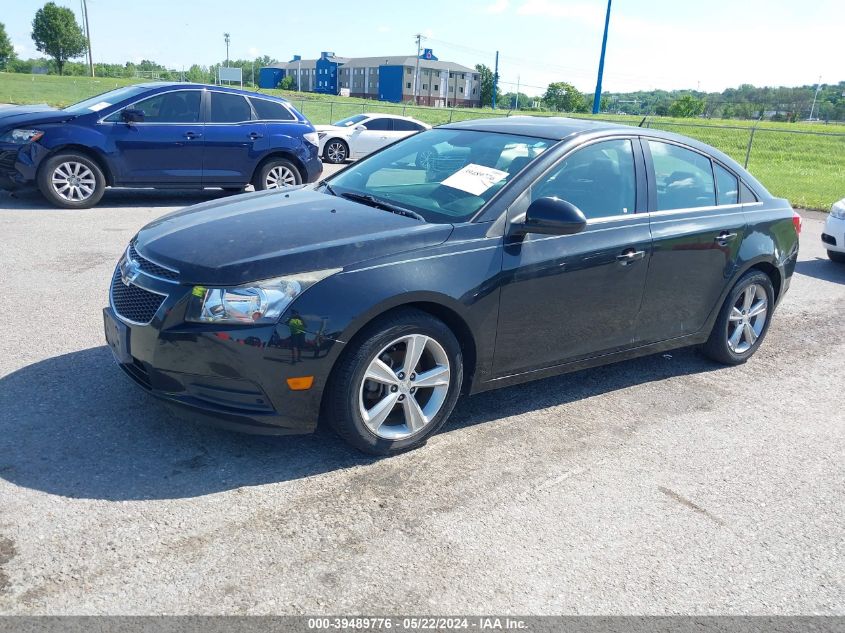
792;212;802;235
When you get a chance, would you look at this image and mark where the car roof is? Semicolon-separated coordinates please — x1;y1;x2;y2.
441;115;770;196
362;112;426;123
134;82;290;103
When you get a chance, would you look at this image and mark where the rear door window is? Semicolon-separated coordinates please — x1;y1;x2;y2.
647;140;716;210
363;118;393;131
714;163;739;205
249;97;295;121
209;92;253;123
740;182;758;203
393;119;424;132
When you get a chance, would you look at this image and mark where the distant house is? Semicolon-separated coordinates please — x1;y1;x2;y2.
259;49;481;107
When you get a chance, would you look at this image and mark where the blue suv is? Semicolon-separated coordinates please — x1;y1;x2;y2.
0;83;323;208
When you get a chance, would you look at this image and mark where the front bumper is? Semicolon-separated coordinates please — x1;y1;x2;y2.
0;142;48;190
103;255;343;435
822;214;845;254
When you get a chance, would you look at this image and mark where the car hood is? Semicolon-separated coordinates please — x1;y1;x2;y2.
0;105;77;129
315;124;351;133
134;187;453;286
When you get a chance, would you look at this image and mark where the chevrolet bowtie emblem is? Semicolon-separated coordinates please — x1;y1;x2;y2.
121;258;141;286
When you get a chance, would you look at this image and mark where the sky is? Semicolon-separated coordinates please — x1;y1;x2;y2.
3;0;843;96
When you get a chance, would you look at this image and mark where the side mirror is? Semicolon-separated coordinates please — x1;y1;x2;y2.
353;124;366;131
515;197;587;236
121;108;145;124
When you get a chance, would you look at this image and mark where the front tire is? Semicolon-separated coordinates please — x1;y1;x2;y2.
701;270;775;365
323;309;463;455
37;152;106;209
323;139;349;164
827;250;845;263
254;158;302;191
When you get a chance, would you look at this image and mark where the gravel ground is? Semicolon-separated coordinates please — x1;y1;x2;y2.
0;178;842;615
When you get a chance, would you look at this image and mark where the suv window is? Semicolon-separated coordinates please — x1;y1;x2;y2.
210;92;252;123
249;97;295;121
531;139;637;219
714;163;739;205
393;119;423;132
363;118;393;131
648;140;716;210
110;90;201;123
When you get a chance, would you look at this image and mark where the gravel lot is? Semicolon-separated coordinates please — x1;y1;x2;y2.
0;174;842;615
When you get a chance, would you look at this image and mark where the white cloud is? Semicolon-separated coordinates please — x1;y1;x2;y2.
248;46;261;58
377;25;391;33
486;0;510;13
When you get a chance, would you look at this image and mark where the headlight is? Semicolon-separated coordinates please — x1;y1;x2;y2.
1;129;45;144
831;200;845;220
317;132;328;140
185;269;340;325
304;132;320;147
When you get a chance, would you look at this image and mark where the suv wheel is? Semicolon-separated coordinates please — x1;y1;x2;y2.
323;309;463;455
254;158;302;191
701;270;775;365
323;139;349;164
37;153;106;209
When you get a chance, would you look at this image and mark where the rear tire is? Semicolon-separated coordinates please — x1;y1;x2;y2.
323;139;349;164
253;158;302;191
37;152;106;209
701;270;774;365
323;309;463;455
827;250;845;263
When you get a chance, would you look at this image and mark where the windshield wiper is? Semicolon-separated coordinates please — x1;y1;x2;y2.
319;180;338;196
339;192;425;222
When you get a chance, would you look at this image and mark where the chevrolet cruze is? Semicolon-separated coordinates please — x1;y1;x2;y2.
0;83;322;208
104;116;801;454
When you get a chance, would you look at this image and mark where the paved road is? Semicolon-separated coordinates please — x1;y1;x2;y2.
0;180;842;614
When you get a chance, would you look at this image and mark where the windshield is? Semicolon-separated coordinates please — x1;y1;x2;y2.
332;114;368;127
63;86;151;114
327;128;554;224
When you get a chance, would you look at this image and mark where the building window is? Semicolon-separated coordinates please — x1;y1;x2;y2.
472;87;477;94
407;82;412;89
406;68;412;75
459;86;464;94
434;85;439;91
461;73;465;79
423;84;428;90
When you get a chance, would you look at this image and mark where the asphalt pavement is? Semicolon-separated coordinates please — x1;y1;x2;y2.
0;178;842;614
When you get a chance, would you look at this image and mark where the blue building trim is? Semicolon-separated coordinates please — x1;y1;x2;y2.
315;52;340;95
258;67;284;89
378;65;404;102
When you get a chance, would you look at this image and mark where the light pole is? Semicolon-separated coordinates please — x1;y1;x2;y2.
413;34;422;105
80;0;93;77
224;33;230;68
592;0;612;115
808;75;822;121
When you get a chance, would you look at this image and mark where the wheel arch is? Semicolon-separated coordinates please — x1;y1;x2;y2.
251;151;306;186
323;137;349;158
41;144;114;186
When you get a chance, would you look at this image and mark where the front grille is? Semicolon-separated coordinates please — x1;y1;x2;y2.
110;268;166;324
129;243;179;281
0;150;16;170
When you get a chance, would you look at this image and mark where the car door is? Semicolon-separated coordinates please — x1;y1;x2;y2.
635;138;748;344
201;91;269;185
353;117;397;157
493;137;652;376
105;89;204;184
391;118;425;143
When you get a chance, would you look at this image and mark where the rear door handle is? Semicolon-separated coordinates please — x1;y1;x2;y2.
616;248;646;266
249;132;264;140
183;131;202;139
715;231;738;244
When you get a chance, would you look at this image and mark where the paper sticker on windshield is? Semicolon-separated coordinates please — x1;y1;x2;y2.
87;101;112;112
441;163;509;196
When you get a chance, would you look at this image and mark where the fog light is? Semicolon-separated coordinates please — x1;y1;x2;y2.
286;376;314;391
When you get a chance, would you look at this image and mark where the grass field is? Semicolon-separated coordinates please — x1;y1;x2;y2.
1;72;843;209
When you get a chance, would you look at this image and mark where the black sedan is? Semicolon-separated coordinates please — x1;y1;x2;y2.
104;116;801;454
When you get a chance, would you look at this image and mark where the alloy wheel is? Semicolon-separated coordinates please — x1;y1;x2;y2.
358;334;451;440
326;141;347;163
264;165;297;189
727;283;768;354
51;161;96;202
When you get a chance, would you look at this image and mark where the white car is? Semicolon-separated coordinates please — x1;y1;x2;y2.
823;198;845;263
316;113;431;164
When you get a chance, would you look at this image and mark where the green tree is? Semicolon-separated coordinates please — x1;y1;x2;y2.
667;94;705;118
31;2;87;75
278;75;296;90
542;82;588;112
475;63;502;108
0;22;15;71
186;64;208;83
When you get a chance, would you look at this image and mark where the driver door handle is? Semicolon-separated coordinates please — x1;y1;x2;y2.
715;231;738;244
249;132;264;140
616;248;646;266
183;131;202;140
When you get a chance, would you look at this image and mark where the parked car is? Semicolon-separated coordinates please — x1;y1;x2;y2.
316;113;430;164
104;116;800;455
0;83;322;209
822;198;845;262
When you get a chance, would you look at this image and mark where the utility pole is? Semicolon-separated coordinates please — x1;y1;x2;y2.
413;33;423;105
592;0;612;114
808;75;822;120
298;59;302;91
224;33;230;68
515;75;520;110
80;0;93;77
492;51;499;110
